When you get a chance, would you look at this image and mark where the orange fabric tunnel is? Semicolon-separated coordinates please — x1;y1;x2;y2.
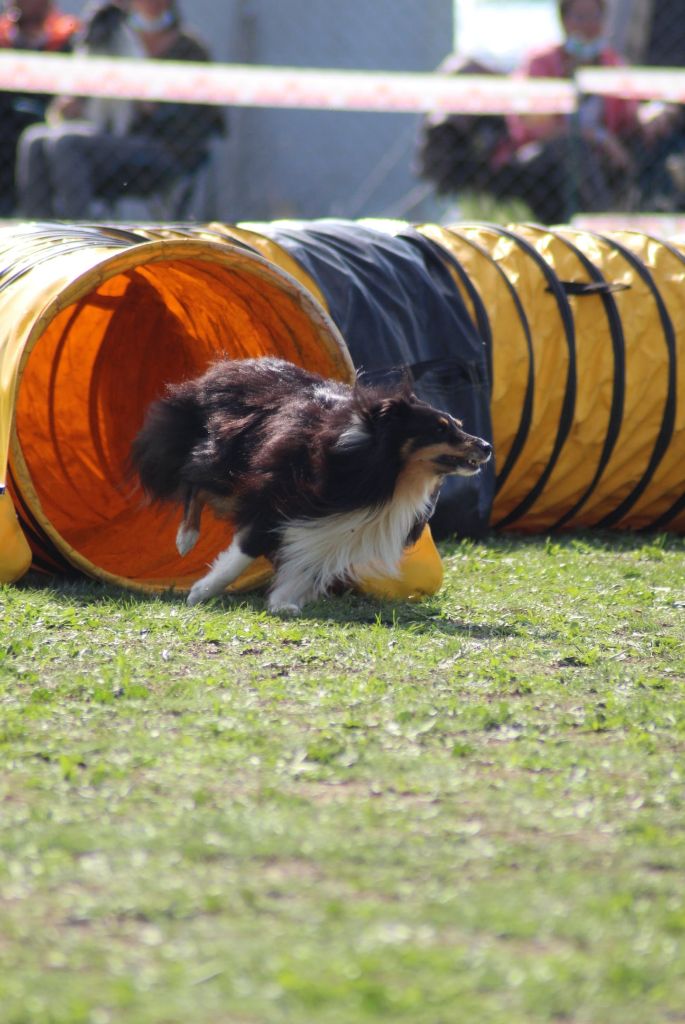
0;224;353;590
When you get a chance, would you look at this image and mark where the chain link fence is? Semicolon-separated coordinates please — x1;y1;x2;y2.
2;0;685;223
417;0;685;224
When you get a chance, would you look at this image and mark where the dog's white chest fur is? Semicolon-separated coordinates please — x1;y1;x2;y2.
270;471;437;610
184;459;439;615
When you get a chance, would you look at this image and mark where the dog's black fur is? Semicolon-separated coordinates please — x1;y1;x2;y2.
130;357;491;612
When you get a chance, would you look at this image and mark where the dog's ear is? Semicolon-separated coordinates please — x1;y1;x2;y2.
336;399;402;449
353;379;415;432
374;397;399;420
367;395;412;423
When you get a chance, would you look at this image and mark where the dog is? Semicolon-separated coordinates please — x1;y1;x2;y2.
76;2;145;136
130;357;492;614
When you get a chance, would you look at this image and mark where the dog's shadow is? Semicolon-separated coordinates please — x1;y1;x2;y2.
294;602;532;640
13;572;533;640
206;590;534;641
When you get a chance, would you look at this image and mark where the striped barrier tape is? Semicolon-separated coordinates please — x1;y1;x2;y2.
577;67;685;104
0;51;577;114
2;52;683;115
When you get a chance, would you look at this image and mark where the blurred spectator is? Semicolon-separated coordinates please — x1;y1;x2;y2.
415;55;508;200
0;0;80;215
635;101;685;211
16;0;226;217
491;0;644;222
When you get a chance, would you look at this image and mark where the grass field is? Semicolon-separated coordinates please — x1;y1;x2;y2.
1;531;684;1024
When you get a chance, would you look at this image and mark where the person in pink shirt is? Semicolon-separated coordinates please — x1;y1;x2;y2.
492;0;643;221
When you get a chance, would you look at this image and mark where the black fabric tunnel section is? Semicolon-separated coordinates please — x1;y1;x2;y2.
402;227;495;389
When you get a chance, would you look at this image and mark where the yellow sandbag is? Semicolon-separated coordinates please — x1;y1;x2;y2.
356;525;443;600
228;525;443;602
0;491;32;583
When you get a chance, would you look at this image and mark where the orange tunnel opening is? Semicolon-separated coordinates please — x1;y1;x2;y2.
9;248;352;591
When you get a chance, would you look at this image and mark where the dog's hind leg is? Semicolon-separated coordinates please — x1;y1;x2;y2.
176;488;203;557
187;529;254;606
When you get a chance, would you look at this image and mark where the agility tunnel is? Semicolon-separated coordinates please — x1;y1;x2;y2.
0;219;683;592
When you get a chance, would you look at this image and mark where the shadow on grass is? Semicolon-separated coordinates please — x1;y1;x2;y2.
13;528;679;639
14;572;527;639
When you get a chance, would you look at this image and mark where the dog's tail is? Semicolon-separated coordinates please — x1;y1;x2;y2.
129;390;205;503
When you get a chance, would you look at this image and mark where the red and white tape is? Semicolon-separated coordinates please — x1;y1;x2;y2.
577;67;685;104
2;52;682;115
0;51;576;114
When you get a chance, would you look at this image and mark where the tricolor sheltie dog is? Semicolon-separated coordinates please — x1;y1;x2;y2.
130;358;492;614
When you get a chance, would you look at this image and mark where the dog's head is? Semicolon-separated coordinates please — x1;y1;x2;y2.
81;2;129;49
349;388;492;477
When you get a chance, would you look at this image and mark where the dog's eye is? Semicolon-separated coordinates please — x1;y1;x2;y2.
435;420;449;435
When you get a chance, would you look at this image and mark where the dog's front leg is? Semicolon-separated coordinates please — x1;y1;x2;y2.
267;583;317;616
266;523;327;614
267;566;318;616
187;530;254;606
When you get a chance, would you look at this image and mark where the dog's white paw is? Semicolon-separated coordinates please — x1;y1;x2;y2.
267;600;302;617
176;523;199;557
187;580;222;606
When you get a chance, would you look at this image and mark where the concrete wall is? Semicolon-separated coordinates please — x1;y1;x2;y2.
59;0;453;220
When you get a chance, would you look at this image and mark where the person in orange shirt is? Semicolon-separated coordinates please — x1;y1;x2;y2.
0;0;80;213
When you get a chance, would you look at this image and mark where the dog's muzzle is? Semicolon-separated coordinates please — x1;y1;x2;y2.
434;438;492;476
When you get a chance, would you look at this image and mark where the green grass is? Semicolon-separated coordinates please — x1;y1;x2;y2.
1;532;684;1024
457;190;535;224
